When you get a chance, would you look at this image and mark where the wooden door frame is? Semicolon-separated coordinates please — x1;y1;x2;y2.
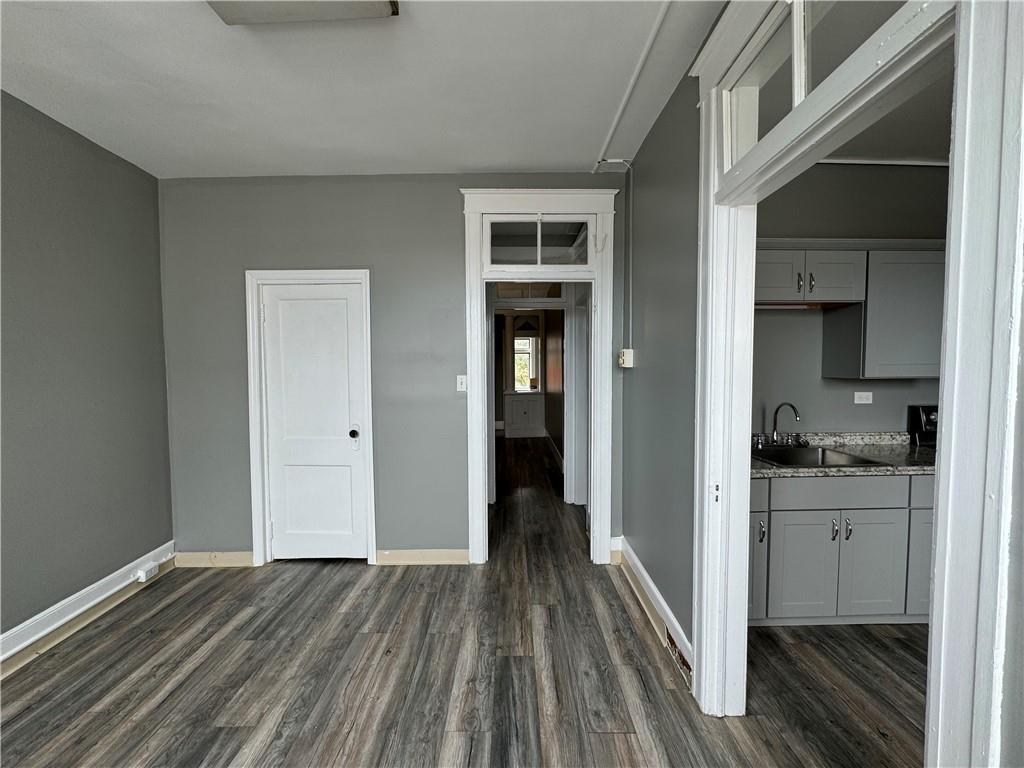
245;269;377;566
689;2;1024;765
463;189;617;565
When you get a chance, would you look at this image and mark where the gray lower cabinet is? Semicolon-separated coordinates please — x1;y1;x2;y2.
749;512;769;620
836;508;909;616
905;508;934;615
768;510;840;618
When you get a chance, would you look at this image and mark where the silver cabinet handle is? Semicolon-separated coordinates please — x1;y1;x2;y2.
845;518;853;540
797;272;804;294
759;520;766;543
808;272;815;293
831;519;839;541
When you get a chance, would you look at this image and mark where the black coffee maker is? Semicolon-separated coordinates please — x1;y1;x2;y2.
907;404;939;447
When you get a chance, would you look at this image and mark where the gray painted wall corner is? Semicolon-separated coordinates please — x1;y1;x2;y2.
1;92;173;630
621;75;702;637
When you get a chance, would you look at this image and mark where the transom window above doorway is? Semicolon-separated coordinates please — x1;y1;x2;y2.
485;214;595;269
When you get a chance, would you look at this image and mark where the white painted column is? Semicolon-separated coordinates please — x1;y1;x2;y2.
926;2;1024;765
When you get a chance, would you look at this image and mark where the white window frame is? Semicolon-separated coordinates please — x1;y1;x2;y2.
464;189;616;565
483;212;599;273
688;3;1023;766
512;335;540;392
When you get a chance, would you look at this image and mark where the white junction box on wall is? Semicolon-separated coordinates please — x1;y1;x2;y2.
618;348;635;368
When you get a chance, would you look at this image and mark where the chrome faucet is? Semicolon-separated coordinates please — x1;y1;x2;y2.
771;402;801;445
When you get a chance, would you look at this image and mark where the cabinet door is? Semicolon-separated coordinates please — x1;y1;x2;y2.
804;250;867;301
837;508;909;616
906;508;934;615
863;251;945;378
749;513;769;620
768;510;840;618
755;250;805;302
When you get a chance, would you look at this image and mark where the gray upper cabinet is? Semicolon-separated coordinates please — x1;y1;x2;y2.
768;509;840;618
863;251;945;378
822;249;945;379
837;508;909;616
906;508;934;615
755;250;805;302
804;250;867;302
749;512;769;620
756;248;867;304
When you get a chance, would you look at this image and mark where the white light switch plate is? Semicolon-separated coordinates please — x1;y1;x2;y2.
854;391;873;404
456;375;468;392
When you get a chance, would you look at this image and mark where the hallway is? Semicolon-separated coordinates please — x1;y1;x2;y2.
1;439;926;767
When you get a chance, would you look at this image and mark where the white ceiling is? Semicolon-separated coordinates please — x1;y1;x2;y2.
0;0;722;179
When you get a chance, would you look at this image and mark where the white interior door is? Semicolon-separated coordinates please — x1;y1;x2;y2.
263;282;369;559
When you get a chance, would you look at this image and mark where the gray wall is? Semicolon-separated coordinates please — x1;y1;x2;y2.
754;162;948;433
1;93;172;631
759;163;949;239
159;173;624;552
543;309;564;455
621;76;701;636
751;310;940;432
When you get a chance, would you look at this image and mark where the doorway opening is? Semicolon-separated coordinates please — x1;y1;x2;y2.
488;281;591;560
462;188;617;566
743;55;951;762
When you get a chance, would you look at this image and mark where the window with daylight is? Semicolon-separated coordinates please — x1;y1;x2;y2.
513;337;539;392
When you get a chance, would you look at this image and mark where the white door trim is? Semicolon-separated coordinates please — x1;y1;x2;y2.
245;269;377;566
463;189;616;565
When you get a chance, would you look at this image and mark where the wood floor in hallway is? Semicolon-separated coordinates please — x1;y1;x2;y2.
1;438;926;767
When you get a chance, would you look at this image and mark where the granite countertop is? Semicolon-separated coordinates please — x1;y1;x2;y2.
750;432;936;479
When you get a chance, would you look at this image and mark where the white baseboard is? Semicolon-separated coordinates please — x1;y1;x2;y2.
375;548;470;565
546;433;564;471
1;540;175;660
620;538;693;665
610;536;623;564
174;551;253;568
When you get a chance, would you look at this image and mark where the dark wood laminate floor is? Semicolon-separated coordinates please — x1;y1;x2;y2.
1;438;927;767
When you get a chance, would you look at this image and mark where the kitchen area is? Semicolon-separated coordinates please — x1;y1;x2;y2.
743;158;949;764
746;239;943;625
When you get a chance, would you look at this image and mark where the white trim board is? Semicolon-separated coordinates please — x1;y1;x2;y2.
0;541;175;660
620;538;693;666
245;269;378;566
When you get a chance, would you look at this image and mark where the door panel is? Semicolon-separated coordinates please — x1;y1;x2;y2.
749;512;769;620
264;282;369;559
768;510;840;618
837;508;909;615
863;250;944;378
804;250;867;301
906;508;934;615
755;249;805;302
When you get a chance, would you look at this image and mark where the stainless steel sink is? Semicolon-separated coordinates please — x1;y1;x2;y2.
752;446;884;467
